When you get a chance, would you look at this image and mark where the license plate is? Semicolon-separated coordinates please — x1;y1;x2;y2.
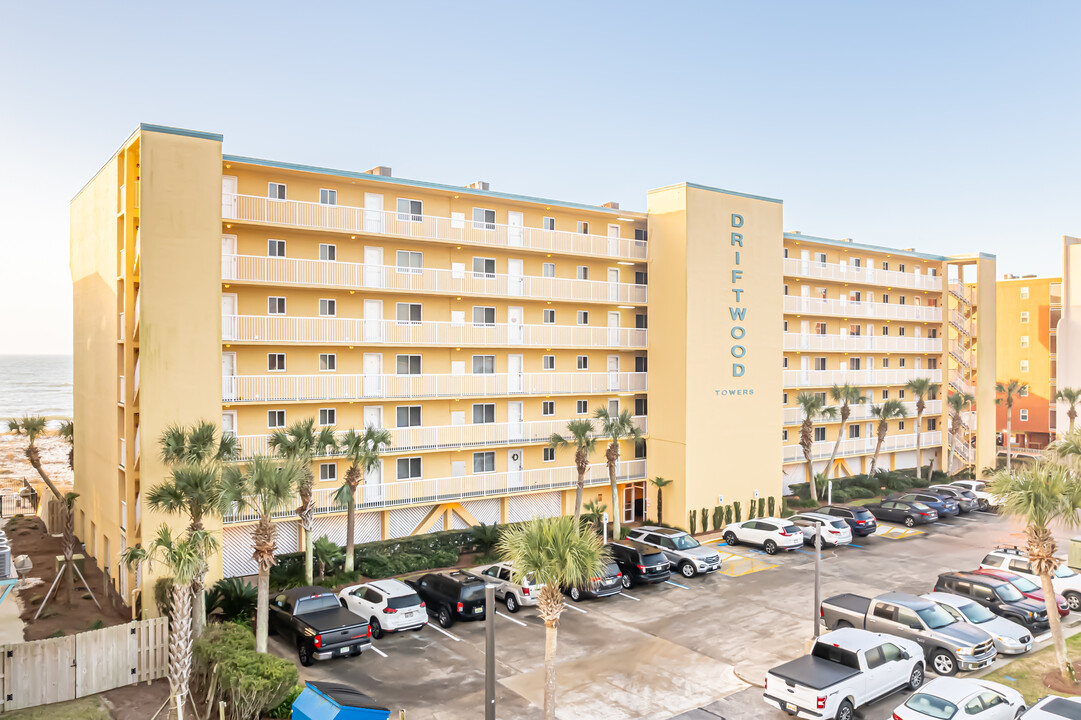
339;647;349;655
785;702;798;713
473;607;483;614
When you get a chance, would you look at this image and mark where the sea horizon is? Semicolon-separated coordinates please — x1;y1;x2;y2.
0;354;73;421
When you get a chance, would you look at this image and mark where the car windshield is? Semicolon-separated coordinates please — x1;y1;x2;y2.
604;562;620;577
958;602;996;623
387;593;422;610
1055;565;1077;578
830;520;848;530
904;693;958;719
912;502;933;511
960;490;976;499
782;525;800;534
995;585;1025;603
671;535;700;550
917;605;956;629
295;594;342;614
642;552;668;566
460;584;486;603
1008;575;1039;593
853;509;874;520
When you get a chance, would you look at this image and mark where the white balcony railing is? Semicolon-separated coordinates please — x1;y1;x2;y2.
223;254;647;305
120;500;127;531
950;434;972;462
783;399;943;426
118;312;125;341
223;315;647;349
783;258;943;291
949;374;975;398
235;416;647;459
783;368;942;389
224;371;647;403
783;431;942;462
222;459;647;523
783;296;943;322
119;438;126;469
118;376;125;404
783;333;942;353
227;194;648;261
134;359;141;398
134;426;141;464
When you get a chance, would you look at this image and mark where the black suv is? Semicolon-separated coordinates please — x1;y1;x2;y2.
565;559;623;601
607;541;671;588
406;571;488;628
820;504;878;537
934;571;1050;632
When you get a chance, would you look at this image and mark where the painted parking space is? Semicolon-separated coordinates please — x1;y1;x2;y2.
702;541;779;576
873;522;926;539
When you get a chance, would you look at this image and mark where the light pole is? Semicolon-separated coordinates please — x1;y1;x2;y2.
485;584;496;720
813;521;823;637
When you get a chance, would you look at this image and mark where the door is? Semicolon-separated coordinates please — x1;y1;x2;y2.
800;283;810;312
221;175;238;219
508;306;524;344
221;293;237;341
364;193;384;233
507;449;523;489
364;459;383;503
508;401;523;441
800;356;810;385
508;211;523;247
363;353;382;397
363;246;384;288
607;267;619;301
800;320;810;350
607;224;620;255
221;412;236;436
607;311;621;346
508;354;523;393
800;249;810;275
363;406;383;429
607;354;620;391
222;352;237;401
508;259;523;297
623;485;635;523
221;234;237;280
364;299;383;342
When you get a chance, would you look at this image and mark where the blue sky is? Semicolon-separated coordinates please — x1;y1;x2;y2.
1;1;1077;354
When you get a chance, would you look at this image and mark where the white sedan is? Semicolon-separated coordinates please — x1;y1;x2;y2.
1023;695;1081;719
722;517;803;555
893;677;1024;720
339;579;428;638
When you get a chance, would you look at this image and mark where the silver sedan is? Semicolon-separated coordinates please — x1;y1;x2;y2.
922;592;1032;655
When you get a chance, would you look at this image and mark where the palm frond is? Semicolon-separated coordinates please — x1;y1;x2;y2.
498;515;608;589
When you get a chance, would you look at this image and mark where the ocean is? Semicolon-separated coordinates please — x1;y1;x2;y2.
0;355;73;421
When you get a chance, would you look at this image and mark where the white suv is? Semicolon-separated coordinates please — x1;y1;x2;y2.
722;517;804;555
948;480;998;511
339;579;428;638
979;546;1081;611
472;561;542;613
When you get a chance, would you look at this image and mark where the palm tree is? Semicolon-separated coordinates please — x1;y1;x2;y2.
336;426;391;572
826;384;864;480
313;535;344;580
269;418;338;585
58;419;74;470
867;401;908;478
121;525;218;720
648;477;674;525
947;391;975;470
797;393;838;500
593;407;643;538
14;415;63;501
582;499;607;534
989;461;1081;686
1056;387;1081;434
549;419;596;526
905;378;941;481
60;492;79;604
996;380;1026;472
498;516;607;720
221;456;304;653
159;420;239;466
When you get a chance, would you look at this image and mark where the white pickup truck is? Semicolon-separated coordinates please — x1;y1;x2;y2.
763;628;925;720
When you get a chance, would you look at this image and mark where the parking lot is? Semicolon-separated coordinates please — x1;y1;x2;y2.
270;510;1079;720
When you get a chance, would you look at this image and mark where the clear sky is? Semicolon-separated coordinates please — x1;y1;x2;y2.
1;2;1077;355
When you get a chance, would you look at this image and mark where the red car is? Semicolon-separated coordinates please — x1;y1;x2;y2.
976;567;1070;617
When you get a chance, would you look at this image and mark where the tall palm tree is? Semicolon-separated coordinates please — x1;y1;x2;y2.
549;419;596;526
593;408;643;538
648;477;674;525
947;391;975;470
996;380;1026;472
336;425;391;572
867;401;908;477
498;516;607;720
60;492;79;604
58;419;74;470
797;393;838;500
221;456;304;653
1056;387;1081;434
269;418;338;585
121;525;218;720
159;419;239;466
905;378;941;481
14;415;63;501
989;461;1081;686
826;384;864;480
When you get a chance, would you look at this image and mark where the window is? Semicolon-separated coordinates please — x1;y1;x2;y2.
473;403;495;424
267;353;286;371
783;321;789;332
928;418;937;431
815;252;827;264
635;271;648;285
898;358;905;368
472;257;496;277
1019;385;1029;397
542;355;555;370
783;393;788;404
396;251;422;274
899;389;906;399
1020;286;1030;299
882;358;889;368
814;357;827;371
882;325;889;336
782;429;788;442
849;425;860;438
783;285;788;296
318;408;336;426
851;258;861;268
319;353;336;371
577;266;589;280
636;313;647;329
473;306;496;326
898;421;906;431
577;356;589;370
882;261;889;270
319;188;337;205
396;406;422;427
1020;335;1029;348
1020;360;1029;372
635;398;647;416
542;217;555;231
319;463;336;481
635;356;647;373
543;447;555;462
814;427;826;442
577;400;588;414
815;391;826;402
882;390;889;400
865;647;886;669
1020;311;1030;324
319;299;337;317
882;294;889;304
397;198;422;222
635;228;648;242
396;303;422;324
397;457;422;480
268;239;286;257
849;324;861;336
577;311;589;325
543;309;555;324
472;208;496;230
577;221;589;234
1020;409;1029;422
542;401;554;416
542;262;555;277
783;357;788;369
396;354;421;375
898;326;906;337
268;410;286;428
850;358;861;370
472;355;495;374
473;451;496;473
899;295;906;305
898;264;905;272
268;182;286;200
268;296;286;314
319;243;336;261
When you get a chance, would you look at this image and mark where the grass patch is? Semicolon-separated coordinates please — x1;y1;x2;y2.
28;595;42;606
38;608;56;619
81;593;92;600
89;619;104;630
46;630;65;638
0;696;110;719
982;630;1081;703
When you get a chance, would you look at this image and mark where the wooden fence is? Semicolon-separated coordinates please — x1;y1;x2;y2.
0;616;168;711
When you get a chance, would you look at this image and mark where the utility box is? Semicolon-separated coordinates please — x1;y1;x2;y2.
292;682;390;720
1069;537;1081;571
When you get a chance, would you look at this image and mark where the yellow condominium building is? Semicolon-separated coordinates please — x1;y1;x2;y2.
70;125;997;607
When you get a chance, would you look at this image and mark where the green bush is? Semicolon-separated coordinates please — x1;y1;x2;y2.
194;623;297;720
747;497;757;519
700;508;708;533
355;548;458;579
733;501;742;523
712;506;723;531
767;496;775;516
206;577;258;622
689;510;697;535
266;685;303;719
846;486;877;499
471;522;502;554
830;488;852;503
724;505;733;526
789;482;812;501
757;498;766;518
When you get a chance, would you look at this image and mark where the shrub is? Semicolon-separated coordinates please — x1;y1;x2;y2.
354;548;458;579
767;496;775;516
830;488;852;503
153;577;174;617
700;508;708;533
313;535;345;579
789;482;812;501
89;619;104;630
266;685;303;719
724;505;733;526
471;522;501;554
194;623;298;720
618;526;631;540
733;501;742;523
757;498;765;518
689;510;697;535
748;497;757;519
846;486;877;499
206;577;258;622
712;506;723;531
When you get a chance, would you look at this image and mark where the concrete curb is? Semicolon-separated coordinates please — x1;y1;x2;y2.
733;665;766;688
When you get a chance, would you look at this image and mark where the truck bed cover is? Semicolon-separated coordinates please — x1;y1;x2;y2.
825;593;871;614
769;655;860;691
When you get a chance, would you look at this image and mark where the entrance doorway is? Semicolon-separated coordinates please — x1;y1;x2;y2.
622;481;645;523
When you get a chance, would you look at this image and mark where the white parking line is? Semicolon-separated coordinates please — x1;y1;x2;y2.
1035;632;1052;642
614;591;640;601
427;624;462;642
665;580;690;589
563;602;588;614
369;645;388;658
497;611;528;627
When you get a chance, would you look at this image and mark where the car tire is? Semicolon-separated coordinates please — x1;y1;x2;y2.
834;619;854;630
1065;592;1081;612
569;587;582;602
930;650;957;676
370;617;384;640
621;574;632;589
764;540;777;555
724;532;738;546
1015;708;1026;719
298;642;312;667
904;516;916;527
679;562;696;578
505;594;519;613
908;663;924;690
437;606;454;628
835;699;854;720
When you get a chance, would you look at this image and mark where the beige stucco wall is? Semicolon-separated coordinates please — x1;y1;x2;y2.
1057;237;1081;435
973;255;998;475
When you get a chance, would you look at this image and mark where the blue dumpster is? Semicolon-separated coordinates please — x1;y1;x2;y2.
292;682;391;720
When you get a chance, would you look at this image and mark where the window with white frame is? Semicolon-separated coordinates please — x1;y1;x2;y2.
542;262;555;277
577;355;588;370
319;462;337;481
268;239;286;257
472;403;495;424
397;250;422;274
319;353;336;371
577;266;589;280
543;447;556;462
897;358;905;368
318;408;336;426
1020;286;1030;299
898;421;905;431
319;189;337;206
782;357;788;369
1019;385;1029;397
576;400;588;414
396;354;421;375
1020;311;1030;324
397;198;422;222
882;389;889;400
849;424;860;438
577;311;589;325
543;309;555;324
898;326;905;336
542;355;555;370
814;427;826;442
396;406;422;428
542;401;554;416
1020;360;1029;372
396;303;422;325
814;357;826;371
268;410;286;428
268;296;286;314
473;306;496;326
899;389;905;399
635;228;648;243
319;243;336;261
268;182;286;200
472;208;496;230
542;217;555;231
898;264;905;272
1020;409;1029;421
472;257;496;278
268;353;286;372
473;451;496;473
472;355;495;374
1020;335;1030;348
882;358;889;368
927;418;937;431
319;299;337;317
397;457;422;480
782;429;788;441
577;221;589;234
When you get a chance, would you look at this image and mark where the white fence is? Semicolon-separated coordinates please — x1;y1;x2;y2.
783;431;942;462
782;334;942;353
783;400;943;426
783;257;943;290
783;296;943;322
783;368;943;388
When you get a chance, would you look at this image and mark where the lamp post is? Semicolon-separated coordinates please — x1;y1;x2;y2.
813;521;823;637
485;584;495;720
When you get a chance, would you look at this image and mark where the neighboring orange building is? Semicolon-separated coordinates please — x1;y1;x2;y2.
996;275;1061;448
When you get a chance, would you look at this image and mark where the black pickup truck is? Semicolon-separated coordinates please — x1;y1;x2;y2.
268;586;371;666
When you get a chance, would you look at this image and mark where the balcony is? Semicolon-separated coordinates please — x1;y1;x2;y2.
783;258;943;291
225;194;648;261
235;416;647;459
783;296;943;322
783;399;943;426
224;371;648;403
118;312;125;342
118;376;125;404
783;333;942;353
783;431;942;462
223;315;647;349
783;368;943;388
119;438;126;469
223;254;648;305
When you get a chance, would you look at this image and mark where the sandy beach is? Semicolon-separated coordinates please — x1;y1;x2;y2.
0;432;74;498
